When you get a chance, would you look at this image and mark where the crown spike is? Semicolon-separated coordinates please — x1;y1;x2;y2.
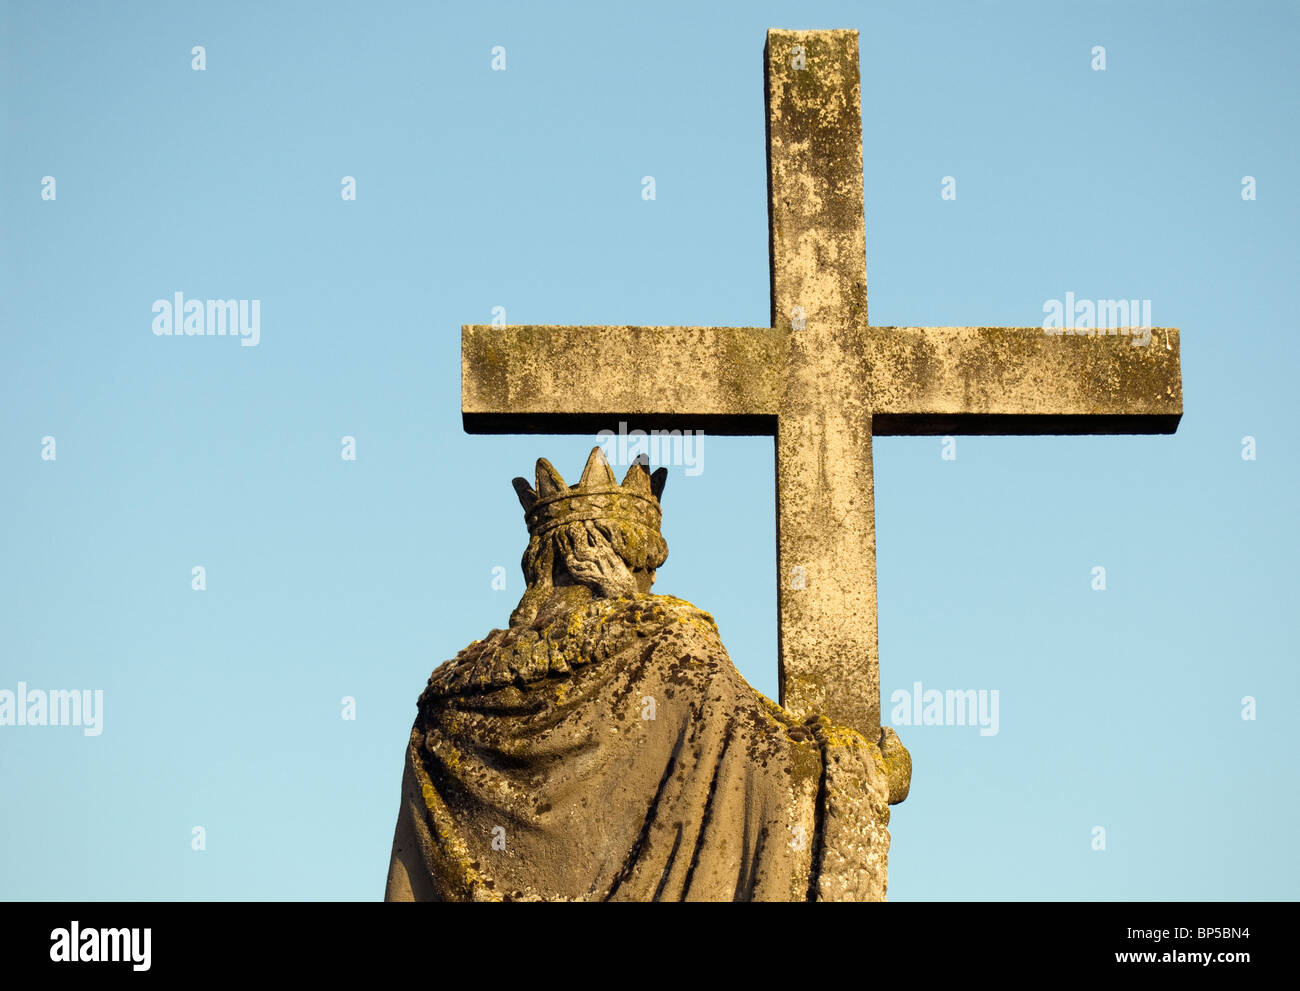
579;445;618;489
535;458;570;500
621;457;652;495
650;466;668;502
512;477;538;511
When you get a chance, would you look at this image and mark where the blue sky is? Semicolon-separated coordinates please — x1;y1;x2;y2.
2;0;1296;900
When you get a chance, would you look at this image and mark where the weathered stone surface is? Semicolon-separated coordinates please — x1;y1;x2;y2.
766;29;882;744
462;324;1181;434
387;449;908;901
867;326;1182;434
462;325;782;431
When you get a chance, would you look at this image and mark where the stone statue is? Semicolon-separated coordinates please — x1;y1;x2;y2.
385;447;911;901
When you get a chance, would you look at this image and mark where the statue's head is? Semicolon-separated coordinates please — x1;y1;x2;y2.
509;446;668;625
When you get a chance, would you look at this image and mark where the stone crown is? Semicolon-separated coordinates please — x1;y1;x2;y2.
513;446;667;539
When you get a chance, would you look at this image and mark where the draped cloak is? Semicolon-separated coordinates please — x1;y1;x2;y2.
385;593;901;901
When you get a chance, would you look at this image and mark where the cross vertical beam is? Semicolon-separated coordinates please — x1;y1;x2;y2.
767;30;881;735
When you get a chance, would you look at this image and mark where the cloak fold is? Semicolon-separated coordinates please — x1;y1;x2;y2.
386;593;895;901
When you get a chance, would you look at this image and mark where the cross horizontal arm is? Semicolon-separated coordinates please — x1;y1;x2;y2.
462;325;785;433
866;326;1183;435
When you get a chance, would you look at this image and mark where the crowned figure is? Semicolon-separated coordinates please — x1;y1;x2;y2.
385;447;910;901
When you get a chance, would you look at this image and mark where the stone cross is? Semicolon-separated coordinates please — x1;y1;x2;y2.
461;29;1182;740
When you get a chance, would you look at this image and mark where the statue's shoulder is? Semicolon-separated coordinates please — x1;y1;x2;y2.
603;593;720;635
420;593;719;700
